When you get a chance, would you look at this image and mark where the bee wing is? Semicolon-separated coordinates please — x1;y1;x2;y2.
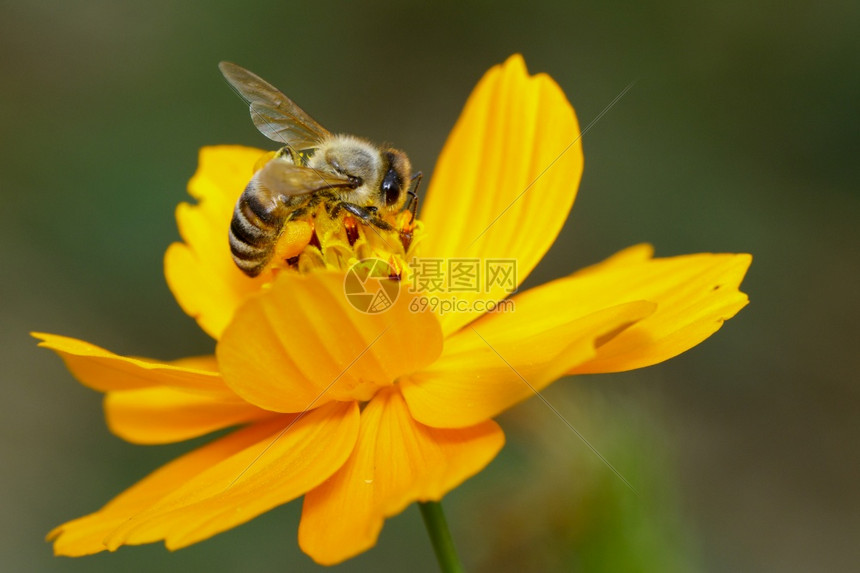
257;159;354;197
219;61;331;149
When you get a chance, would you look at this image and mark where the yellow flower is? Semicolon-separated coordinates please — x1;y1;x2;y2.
37;54;751;565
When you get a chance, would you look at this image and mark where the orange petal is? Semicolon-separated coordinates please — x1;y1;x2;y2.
98;401;359;551
49;415;294;556
217;271;444;412
164;145;273;339
400;300;655;429
33;333;224;393
298;387;504;565
418;54;583;335
104;386;276;444
567;252;752;373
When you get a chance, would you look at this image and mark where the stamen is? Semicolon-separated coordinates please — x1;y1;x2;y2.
263;201;422;279
308;229;322;250
344;216;359;247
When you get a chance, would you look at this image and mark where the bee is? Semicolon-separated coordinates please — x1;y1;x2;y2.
219;62;418;277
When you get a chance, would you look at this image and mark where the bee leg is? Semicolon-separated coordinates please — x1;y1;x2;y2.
300;190;335;217
328;201;344;218
337;202;393;231
307;190;337;216
276;146;300;164
402;172;422;223
325;197;340;218
286;206;307;222
328;199;366;219
404;191;419;224
303;195;321;212
408;172;423;197
315;189;339;202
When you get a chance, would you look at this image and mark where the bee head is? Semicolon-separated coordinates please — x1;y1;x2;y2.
380;149;412;212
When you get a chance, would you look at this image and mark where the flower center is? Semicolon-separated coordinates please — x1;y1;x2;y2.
265;203;424;280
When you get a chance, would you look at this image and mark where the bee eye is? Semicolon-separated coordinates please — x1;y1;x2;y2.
381;168;402;206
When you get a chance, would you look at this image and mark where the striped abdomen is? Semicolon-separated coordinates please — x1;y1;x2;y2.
229;178;292;277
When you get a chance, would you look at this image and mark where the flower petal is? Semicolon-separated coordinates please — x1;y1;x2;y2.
217;271;444;412
164;145;275;339
104;387;276;444
98;401;358;551
570;243;655;277
401;299;655;429
33;333;224;392
418;54;583;335
567;252;752;373
49;415;293;556
298;387;503;565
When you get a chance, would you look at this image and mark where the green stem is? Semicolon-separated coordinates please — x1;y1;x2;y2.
418;501;465;573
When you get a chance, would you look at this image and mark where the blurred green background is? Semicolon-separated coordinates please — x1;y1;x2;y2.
2;1;858;571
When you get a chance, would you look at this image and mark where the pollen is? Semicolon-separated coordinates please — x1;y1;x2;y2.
265;203;423;281
271;220;314;265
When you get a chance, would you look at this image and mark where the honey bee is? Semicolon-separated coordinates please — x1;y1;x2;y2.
219;62;418;277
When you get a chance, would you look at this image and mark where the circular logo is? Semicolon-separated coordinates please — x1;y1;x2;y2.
344;258;400;314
